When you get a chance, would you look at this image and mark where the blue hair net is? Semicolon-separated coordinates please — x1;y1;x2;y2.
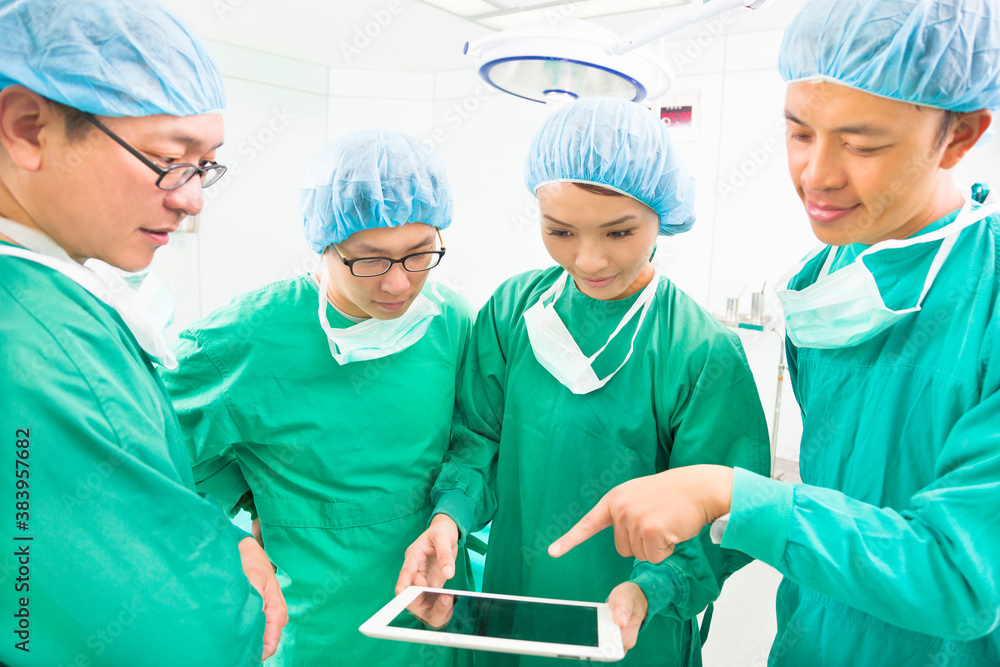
524;97;696;236
301;130;453;252
778;0;1000;113
0;0;225;117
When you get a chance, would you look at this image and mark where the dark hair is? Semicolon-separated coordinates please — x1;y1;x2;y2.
572;182;623;197
48;100;92;142
929;108;961;151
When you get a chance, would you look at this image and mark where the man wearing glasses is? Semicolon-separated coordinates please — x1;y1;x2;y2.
161;129;475;665
0;1;286;665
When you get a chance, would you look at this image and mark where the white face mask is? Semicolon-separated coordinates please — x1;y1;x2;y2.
87;260;176;339
777;198;999;349
316;271;440;365
523;269;660;394
0;246;178;368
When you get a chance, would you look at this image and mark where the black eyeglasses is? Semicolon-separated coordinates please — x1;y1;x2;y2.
333;229;446;277
82;113;227;190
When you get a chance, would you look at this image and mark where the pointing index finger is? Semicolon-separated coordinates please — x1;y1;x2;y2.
548;497;613;558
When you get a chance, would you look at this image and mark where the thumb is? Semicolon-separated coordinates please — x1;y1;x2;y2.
434;532;456;581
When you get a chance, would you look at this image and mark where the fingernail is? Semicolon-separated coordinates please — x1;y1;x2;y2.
549;543;562;557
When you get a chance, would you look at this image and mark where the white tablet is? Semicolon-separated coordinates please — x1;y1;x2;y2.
360;587;624;662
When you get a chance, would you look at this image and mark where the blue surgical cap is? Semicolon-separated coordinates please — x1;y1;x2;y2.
779;0;1000;113
301;130;453;252
0;0;225;117
524;97;696;236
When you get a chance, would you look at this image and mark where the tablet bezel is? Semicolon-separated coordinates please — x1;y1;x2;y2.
359;586;625;662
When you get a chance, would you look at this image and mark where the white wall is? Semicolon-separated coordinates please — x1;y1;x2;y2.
154;0;1000;465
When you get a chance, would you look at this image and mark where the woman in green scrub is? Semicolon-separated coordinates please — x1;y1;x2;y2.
398;98;771;666
162;130;475;665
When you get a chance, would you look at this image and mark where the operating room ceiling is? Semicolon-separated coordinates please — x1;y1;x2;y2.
161;0;798;72
415;0;686;30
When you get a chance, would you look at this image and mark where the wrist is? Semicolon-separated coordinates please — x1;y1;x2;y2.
707;465;734;521
430;512;458;532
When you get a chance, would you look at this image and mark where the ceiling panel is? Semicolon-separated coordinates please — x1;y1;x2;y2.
421;0;686;27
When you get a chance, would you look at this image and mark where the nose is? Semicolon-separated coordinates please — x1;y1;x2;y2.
163;175;205;217
575;239;610;275
379;262;411;296
799;137;846;192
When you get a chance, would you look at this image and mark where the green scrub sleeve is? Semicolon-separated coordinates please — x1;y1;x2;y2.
195;457;255;518
431;489;480;542
631;332;770;621
431;294;505;533
162;329;252;514
720;468;794;565
724;361;1000;640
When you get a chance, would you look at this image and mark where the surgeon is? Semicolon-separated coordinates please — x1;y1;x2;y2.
397;98;771;666
161;129;475;665
550;2;1000;665
0;1;285;665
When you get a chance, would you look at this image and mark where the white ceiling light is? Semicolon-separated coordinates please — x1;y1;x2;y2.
465;19;673;104
461;0;772;105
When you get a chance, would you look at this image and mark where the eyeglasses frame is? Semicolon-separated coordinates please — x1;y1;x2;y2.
332;229;447;277
81;112;226;190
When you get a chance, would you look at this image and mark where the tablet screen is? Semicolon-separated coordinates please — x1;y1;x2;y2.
388;592;599;647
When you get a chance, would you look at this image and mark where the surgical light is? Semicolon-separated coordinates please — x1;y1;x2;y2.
465;0;772;105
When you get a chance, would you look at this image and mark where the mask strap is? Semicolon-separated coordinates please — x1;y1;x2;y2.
584;269;661;363
857;199;999;259
317;272;339;346
816;246;838;279
530;271;568;313
856;198;1000;307
778;244;828;290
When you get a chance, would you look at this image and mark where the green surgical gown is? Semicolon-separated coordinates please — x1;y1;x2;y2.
0;241;265;666
722;209;1000;666
161;276;475;666
432;267;771;666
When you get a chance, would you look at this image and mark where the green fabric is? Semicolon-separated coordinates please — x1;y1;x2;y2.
432;266;771;667
722;468;793;566
727;210;1000;666
161;276;476;666
0;242;265;666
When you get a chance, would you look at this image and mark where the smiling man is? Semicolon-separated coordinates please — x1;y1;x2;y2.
549;1;1000;665
161;129;475;665
0;1;285;665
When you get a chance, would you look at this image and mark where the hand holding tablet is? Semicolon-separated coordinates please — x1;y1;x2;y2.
361;587;625;661
396;514;461;593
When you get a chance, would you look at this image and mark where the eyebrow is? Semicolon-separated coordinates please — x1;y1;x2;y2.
161;134;224;152
352;233;436;255
544;214;638;228
785;111;891;137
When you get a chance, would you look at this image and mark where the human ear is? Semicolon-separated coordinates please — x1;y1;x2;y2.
939;110;992;170
0;86;57;172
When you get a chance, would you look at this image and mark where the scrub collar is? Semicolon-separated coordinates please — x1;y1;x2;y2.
0;216;75;264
